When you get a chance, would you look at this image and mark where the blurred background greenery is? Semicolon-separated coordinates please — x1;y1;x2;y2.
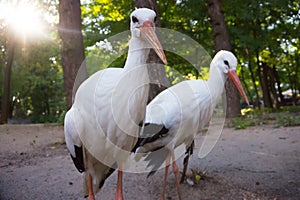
0;0;299;124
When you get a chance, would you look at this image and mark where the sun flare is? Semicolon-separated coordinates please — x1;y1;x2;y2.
0;1;44;38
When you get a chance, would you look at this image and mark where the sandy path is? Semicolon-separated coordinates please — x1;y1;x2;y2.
0;124;299;199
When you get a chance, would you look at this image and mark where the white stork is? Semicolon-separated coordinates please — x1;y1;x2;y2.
134;50;249;200
64;8;167;200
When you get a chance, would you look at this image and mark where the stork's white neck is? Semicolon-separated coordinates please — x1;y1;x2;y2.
207;66;227;101
124;37;150;70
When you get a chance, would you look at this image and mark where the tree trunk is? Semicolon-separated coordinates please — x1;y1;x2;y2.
58;0;88;109
273;65;284;106
206;0;241;118
259;62;273;108
248;56;260;108
287;70;297;105
0;35;15;124
134;0;168;103
268;64;279;109
295;54;300;93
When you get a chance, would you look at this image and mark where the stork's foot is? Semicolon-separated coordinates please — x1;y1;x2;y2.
160;154;171;200
172;160;182;200
88;195;96;200
88;173;96;200
116;166;124;200
116;190;124;200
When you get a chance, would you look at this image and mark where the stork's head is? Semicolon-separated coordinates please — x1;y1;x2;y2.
213;50;249;105
130;8;167;64
213;50;237;74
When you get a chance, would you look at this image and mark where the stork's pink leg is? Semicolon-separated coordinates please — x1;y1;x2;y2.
171;151;182;200
88;173;95;200
116;165;124;200
160;154;171;200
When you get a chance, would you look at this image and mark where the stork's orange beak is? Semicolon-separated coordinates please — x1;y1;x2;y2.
228;70;249;106
139;21;167;65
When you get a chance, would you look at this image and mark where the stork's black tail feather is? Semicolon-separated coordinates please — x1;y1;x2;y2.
132;123;170;177
144;147;170;177
70;145;85;173
132;123;169;152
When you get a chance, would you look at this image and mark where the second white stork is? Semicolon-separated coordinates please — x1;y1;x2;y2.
134;50;249;200
64;8;167;200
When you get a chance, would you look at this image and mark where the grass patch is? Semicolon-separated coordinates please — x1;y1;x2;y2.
233;117;256;129
231;106;300;129
276;114;300;127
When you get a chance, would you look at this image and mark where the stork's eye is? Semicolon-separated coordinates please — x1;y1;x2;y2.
224;60;231;69
154;16;157;22
132;16;139;23
224;60;229;66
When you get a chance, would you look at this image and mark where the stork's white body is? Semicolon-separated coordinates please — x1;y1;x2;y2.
134;51;249;200
65;49;150;195
135;51;246;177
64;8;167;198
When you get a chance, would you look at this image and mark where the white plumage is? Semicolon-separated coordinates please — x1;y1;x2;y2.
64;8;167;200
134;50;249;200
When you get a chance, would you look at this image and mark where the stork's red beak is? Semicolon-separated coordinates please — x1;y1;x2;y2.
228;70;249;106
139;21;167;65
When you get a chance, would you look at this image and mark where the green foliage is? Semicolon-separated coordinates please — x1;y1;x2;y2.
1;39;65;123
81;0;134;47
223;0;300;106
56;110;67;125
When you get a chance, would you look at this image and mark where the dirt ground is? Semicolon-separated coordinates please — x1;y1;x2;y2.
0;124;299;200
